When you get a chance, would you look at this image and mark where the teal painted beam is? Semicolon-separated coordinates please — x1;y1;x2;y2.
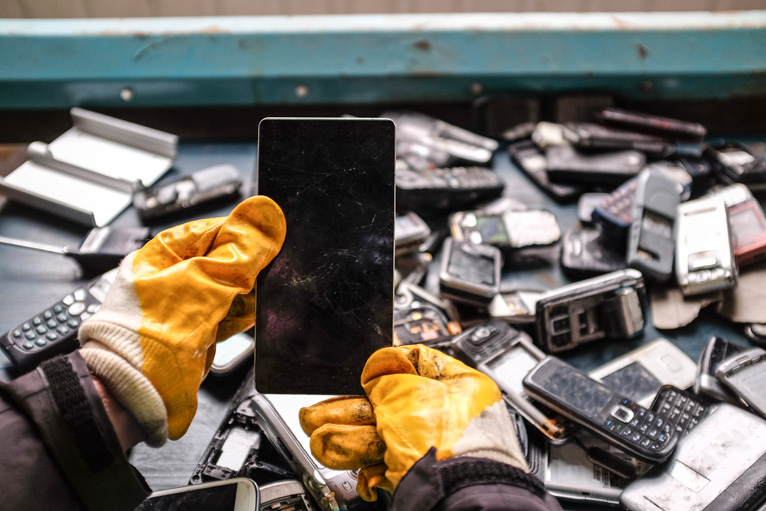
0;12;764;109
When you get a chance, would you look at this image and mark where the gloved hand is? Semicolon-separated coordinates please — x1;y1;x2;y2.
78;196;286;446
299;344;528;501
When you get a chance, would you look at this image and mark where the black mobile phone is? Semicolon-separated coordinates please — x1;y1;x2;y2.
450;321;576;443
254;118;395;395
650;385;710;438
507;140;584;203
627;169;680;282
395;165;505;213
438;238;502;307
563;122;678;157
545;145;646;186
534;269;647;354
1;268;118;373
560;227;627;279
599;108;707;143
523;356;679;464
132;164;243;221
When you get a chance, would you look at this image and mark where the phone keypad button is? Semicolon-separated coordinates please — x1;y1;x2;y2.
35;326;46;335
21;323;31;332
68;302;86;316
45;333;58;341
43;310;53;320
647;428;659;440
12;329;21;338
639;437;652;448
22;342;34;350
32;316;42;326
67;319;79;329
56;313;68;323
74;289;87;302
34;339;46;347
53;304;64;314
62;294;75;306
24;332;35;340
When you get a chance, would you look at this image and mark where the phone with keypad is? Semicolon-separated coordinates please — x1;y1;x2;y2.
523;355;678;464
395;165;505;213
1;268;118;373
650;385;710;438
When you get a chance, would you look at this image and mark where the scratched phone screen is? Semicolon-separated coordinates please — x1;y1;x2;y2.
255;118;395;394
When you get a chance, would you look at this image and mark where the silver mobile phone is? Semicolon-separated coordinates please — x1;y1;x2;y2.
715;347;766;418
675;195;737;296
250;391;365;511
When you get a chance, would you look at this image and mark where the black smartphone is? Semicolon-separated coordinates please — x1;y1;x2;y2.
523;356;678;464
254;118;395;395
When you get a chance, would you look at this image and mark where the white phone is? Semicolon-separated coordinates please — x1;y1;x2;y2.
135;478;259;511
589;338;697;408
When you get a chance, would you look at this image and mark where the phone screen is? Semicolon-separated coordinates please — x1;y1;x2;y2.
530;358;614;419
136;484;240;511
255;118;395;395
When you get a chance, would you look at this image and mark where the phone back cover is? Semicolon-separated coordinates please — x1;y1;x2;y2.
254;118;395;395
620;404;766;511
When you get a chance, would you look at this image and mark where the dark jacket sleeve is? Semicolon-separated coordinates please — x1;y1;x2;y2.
0;352;150;511
390;448;563;511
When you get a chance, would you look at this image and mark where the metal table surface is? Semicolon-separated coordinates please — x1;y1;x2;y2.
0;139;755;510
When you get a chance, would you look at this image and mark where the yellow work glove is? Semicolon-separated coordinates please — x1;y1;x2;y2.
78;196;286;446
299;344;528;501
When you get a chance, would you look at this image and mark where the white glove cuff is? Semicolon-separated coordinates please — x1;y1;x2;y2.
452;400;530;472
80;340;168;447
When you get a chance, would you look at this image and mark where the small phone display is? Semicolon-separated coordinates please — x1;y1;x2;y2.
488;290;542;324
255;118;395;395
523;356;678;464
439;238;501;306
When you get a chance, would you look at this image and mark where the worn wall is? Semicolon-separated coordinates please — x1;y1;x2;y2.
2;0;764;18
